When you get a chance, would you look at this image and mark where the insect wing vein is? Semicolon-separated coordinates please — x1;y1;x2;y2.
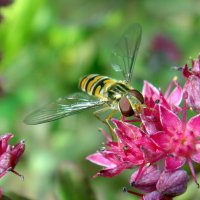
111;23;142;83
24;96;106;125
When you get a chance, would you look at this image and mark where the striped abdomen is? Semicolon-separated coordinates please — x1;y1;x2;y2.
79;74;132;100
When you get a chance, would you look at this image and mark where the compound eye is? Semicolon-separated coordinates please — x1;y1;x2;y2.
129;89;144;104
119;96;134;117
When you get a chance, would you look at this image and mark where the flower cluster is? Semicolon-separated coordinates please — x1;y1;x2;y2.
0;133;25;198
87;55;200;199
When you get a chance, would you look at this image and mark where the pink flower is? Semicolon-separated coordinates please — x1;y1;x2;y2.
87;119;164;178
0;134;25;178
86;66;200;199
141;79;182;135
142;79;182;113
86;128;134;178
150;105;200;184
182;55;200;112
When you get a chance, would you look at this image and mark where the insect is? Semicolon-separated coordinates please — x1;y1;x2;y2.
24;23;145;126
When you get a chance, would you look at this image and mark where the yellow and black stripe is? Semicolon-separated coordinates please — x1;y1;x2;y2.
80;74;132;100
79;74;116;98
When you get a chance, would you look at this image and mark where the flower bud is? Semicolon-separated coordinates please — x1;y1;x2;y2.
143;191;162;200
156;170;188;196
0;134;25;178
130;165;161;193
183;75;200;112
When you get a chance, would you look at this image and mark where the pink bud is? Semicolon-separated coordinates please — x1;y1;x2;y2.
130;165;161;193
183;75;200;112
0;134;25;178
156;170;188;197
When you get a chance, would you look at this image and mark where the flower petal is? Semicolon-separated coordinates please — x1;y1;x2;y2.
10;140;25;168
183;75;200;112
165;156;186;170
0;134;13;153
183;64;192;78
167;82;182;106
130;165;161;193
112;119;142;138
159;105;182;134
151;131;170;150
157;170;188;196
0;152;11;177
191;153;200;164
142;81;159;100
86;153;117;168
192;56;200;74
143;191;163;200
187;113;200;136
141;107;162;135
96;162;132;177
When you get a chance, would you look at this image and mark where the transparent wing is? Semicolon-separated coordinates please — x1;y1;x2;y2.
111;23;142;83
24;93;107;125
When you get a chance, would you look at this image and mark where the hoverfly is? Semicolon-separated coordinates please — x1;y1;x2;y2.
24;23;145;127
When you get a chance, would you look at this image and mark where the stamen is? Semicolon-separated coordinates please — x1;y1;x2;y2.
133;163;145;183
182;99;187;130
121;116;141;123
98;128;112;142
187;158;199;187
7;168;24;181
164;77;177;98
122;187;143;197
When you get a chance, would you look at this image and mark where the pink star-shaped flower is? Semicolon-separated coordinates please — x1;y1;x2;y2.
150;105;200;184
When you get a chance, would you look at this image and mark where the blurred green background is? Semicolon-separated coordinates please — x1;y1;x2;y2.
0;0;200;199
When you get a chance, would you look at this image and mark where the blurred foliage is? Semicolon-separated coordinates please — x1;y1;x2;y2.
55;161;96;200
0;0;200;199
2;193;31;200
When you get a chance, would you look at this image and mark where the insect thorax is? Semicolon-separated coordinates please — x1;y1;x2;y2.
106;81;132;101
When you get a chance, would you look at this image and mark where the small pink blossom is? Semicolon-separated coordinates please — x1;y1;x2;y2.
0;133;25;198
87;120;163;178
141;79;182;135
142;79;182;113
150;105;200;184
182;55;200;112
0;134;25;178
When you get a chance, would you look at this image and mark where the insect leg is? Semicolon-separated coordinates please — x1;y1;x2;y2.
93;107;117;139
121;115;141;123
